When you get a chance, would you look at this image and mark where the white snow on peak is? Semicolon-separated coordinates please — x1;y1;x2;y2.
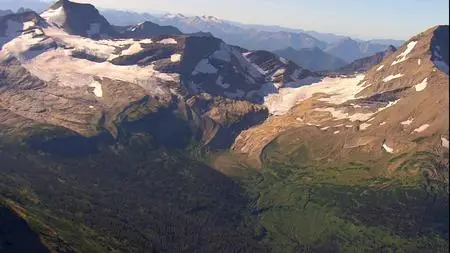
441;137;449;149
376;65;384;71
41;6;66;27
412;124;430;133
400;118;414;126
414;78;428;92
89;81;103;97
391;41;417;66
192;59;218;75
170;53;182;62
382;143;394;153
86;23;101;36
383;73;404;82
157;38;177;44
211;43;231;62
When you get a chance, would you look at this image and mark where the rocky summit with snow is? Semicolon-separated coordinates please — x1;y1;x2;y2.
0;1;448;253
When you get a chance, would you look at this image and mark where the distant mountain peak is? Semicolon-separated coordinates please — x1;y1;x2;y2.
40;0;115;38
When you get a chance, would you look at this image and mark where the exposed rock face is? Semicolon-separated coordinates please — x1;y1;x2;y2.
232;25;449;169
0;1;314;152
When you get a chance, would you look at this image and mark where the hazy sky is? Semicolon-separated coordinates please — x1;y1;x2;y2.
42;0;450;40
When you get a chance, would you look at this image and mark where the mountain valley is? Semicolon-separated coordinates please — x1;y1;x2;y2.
0;1;448;253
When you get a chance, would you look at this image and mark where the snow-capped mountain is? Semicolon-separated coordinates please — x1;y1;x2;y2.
233;25;449;168
0;0;447;159
0;0;317;150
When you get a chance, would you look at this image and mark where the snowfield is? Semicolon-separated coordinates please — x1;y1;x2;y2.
383;73;404;82
170;53;182;62
89;80;103;97
414;78;428;91
413;124;430;133
376;65;384;71
391;41;417;66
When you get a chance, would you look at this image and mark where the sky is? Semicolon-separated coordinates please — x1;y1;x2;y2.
13;0;450;40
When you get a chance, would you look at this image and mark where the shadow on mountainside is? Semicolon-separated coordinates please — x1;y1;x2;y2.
0;132;266;252
0;204;51;253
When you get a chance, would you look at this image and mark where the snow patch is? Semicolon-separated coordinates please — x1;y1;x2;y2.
192;59;218;75
170;53;182;62
383;73;404;82
121;42;143;56
417;59;421;65
23;21;35;30
263;75;365;116
414;78;428;92
376;65;384;71
333;130;340;134
380;122;387;126
441;137;449;149
391;41;417;66
400;118;414;126
359;123;371;130
40;6;66;27
157;38;177;44
382;143;394;153
89;81;103;97
315;107;374;122
413;124;430;133
320;126;330;131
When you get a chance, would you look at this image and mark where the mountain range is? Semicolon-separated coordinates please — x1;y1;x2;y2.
0;0;405;64
0;0;448;252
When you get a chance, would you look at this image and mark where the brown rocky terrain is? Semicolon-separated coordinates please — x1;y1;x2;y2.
230;25;449;172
